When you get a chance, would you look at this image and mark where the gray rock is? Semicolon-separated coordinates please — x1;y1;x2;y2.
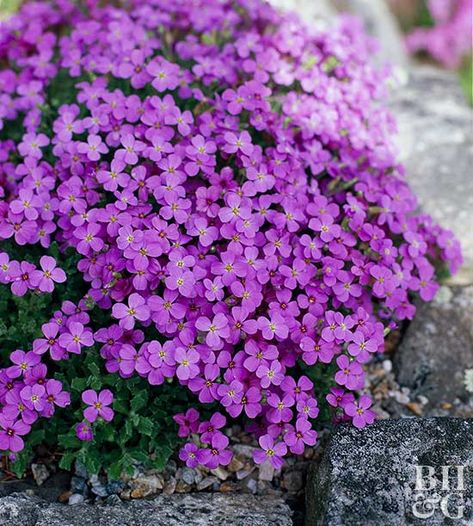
68;493;85;505
0;492;292;526
333;0;409;68
269;0;335;21
306;418;473;526
394;285;473;414
390;67;473;283
31;465;49;487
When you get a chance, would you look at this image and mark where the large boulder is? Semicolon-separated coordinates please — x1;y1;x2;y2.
269;0;335;21
391;67;473;284
306;418;473;526
333;0;409;67
0;493;292;526
394;285;473;415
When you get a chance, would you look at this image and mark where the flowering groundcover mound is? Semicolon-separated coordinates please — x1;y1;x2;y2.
0;0;462;478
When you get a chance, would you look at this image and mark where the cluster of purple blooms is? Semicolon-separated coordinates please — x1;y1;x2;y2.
0;0;462;469
0;253;66;296
406;0;472;69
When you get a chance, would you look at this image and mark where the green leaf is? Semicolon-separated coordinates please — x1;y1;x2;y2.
58;432;80;449
130;391;148;412
139;416;154;436
152;445;173;471
29;429;46;445
131;450;152;464
80;448;102;475
71;377;87;392
89;375;103;390
59;452;75;471
107;460;123;480
10;447;33;478
87;361;101;377
113;399;129;415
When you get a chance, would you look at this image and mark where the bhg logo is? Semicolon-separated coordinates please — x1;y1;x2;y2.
411;465;468;520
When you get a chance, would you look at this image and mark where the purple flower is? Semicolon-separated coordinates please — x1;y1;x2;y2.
77;134;108;161
174;347;200;381
18;133;49;159
173;408;200;438
253;434;287;469
165;269;196;298
58;322;94;354
76;422;94;442
30;256;66;293
20;384;46;412
196;432;232;469
0;416;31;452
112;293;150;330
257;313;289;341
43;379;71;416
147;58;181;92
198;412;226;443
81;389;114;423
179;442;200;468
7;351;40;379
347;330;379;362
267;392;294;423
75;223;104;256
9;261;36;297
187;217;218;247
224;131;253;155
10;189;41;220
218;380;243;408
256;360;284;388
33;323;62;358
335;355;364;390
344;395;376;428
326;387;355;409
284;418;317;454
195;313;230;349
115;134;145;165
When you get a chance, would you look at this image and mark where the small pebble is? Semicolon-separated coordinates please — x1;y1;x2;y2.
258;461;275;482
74;462;88;479
211;467;229;481
58;491;72;503
68;493;85;505
246;478;258;494
406;402;423;416
106;480;126;495
71;475;87;494
105;494;122;506
417;395;429;405
219;481;238;493
163;478;177;495
175;480;192;493
197;476;217;491
236;468;254;480
228;458;245;473
31;463;50;486
180;467;196;485
382;360;393;373
92;484;109;498
119;489;132;501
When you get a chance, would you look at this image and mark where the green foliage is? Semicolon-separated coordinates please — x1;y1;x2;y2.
0;240;192;478
0;0;21;16
459;56;473;106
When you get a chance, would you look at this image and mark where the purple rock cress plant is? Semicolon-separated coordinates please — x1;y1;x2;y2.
0;0;462;473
